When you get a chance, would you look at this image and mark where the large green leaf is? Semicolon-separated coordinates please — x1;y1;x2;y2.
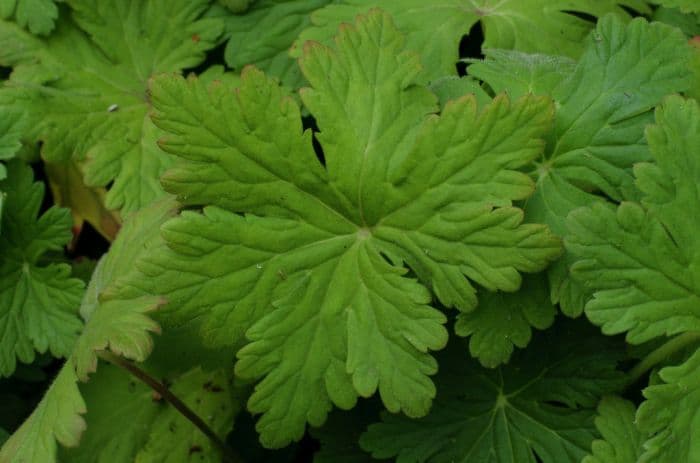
139;9;560;447
472;15;691;316
0;0;223;213
292;1;649;82
566;96;700;462
360;321;626;463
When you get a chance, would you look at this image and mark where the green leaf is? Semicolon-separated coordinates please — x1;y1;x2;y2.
467;49;576;100
360;320;626;463
0;197;175;462
72;197;178;380
637;348;700;463
0;107;25;162
0;0;223;213
224;0;332;88
0;365;86;462
649;0;700;13
292;1;649;82
566;96;700;343
0;0;59;35
583;396;643;463
455;274;556;368
428;76;491;109
60;364;241;463
521;15;690;316
0;160;83;377
143;9;560;447
653;6;700;37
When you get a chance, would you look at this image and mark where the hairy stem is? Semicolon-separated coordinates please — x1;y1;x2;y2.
97;350;241;463
626;331;700;387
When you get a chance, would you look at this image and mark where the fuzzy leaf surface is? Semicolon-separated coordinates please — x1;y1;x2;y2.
360;321;626;463
583;396;642;463
483;16;691;316
292;0;648;82
0;0;223;212
0;160;83;377
144;9;560;447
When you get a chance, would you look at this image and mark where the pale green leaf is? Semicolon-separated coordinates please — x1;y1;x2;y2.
0;0;59;35
637;349;700;463
566;96;700;343
224;0;332;88
0;160;83;377
72;197;178;380
0;365;86;462
455;274;556;368
141;10;560;447
0;0;223;212
360;321;626;463
292;1;649;82
583;396;643;463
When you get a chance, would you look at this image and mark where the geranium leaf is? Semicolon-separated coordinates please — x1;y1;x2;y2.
566;96;700;342
0;197;175;462
566;95;700;463
455;274;556;368
473;15;691;316
292;1;649;82
141;9;560;447
637;348;700;463
0;160;83;377
0;0;223;213
0;365;86;462
0;0;59;35
583;396;643;463
224;0;332;88
360;320;626;463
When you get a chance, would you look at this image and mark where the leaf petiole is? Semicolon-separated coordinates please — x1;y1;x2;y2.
626;331;700;387
97;350;242;463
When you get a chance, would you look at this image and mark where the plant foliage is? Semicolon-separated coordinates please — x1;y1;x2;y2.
0;1;699;462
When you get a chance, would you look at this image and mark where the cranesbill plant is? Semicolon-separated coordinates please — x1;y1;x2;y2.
0;2;699;463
